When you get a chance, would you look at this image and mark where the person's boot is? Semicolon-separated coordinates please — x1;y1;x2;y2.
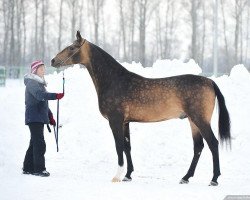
22;170;33;175
33;170;50;177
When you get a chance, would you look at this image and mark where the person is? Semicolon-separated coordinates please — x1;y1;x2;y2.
22;60;64;177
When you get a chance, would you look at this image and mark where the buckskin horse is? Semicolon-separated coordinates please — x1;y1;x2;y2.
51;31;231;186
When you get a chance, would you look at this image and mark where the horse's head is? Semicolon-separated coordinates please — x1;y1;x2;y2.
51;31;90;68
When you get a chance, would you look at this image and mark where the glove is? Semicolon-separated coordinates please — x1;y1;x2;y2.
49;112;56;126
56;93;64;100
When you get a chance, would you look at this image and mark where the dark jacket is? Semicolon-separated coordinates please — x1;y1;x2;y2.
24;73;57;125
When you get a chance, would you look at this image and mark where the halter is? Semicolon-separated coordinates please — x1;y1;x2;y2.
57;39;86;66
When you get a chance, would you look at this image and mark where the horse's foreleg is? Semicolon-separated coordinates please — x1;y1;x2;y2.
180;120;204;184
109;115;125;182
123;123;134;181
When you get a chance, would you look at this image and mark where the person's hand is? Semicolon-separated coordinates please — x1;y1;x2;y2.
56;93;64;100
49;112;56;126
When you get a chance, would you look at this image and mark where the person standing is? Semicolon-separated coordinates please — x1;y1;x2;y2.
23;60;64;177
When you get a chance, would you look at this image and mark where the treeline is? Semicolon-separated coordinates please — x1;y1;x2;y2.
0;0;249;74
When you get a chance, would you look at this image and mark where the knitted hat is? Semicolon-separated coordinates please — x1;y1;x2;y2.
31;60;44;74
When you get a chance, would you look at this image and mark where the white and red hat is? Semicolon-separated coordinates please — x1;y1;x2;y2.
31;60;44;74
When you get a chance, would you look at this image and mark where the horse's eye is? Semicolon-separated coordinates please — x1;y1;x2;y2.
69;46;74;51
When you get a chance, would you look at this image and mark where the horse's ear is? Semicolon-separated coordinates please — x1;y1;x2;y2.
76;31;82;42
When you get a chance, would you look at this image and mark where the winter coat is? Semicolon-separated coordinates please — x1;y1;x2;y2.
24;73;57;125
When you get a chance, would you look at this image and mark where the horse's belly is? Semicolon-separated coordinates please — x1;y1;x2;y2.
126;103;183;122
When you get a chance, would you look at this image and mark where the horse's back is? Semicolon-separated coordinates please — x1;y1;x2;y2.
122;74;216;123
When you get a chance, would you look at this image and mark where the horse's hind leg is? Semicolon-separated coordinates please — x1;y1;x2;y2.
190;117;221;186
123;123;134;181
200;124;221;186
180;119;204;184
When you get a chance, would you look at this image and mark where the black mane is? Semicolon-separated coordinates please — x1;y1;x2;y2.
89;43;129;75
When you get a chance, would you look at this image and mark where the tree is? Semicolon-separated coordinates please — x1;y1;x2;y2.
137;0;159;67
119;0;127;61
128;0;136;62
234;0;247;64
67;0;79;41
58;0;64;51
221;0;230;71
190;0;201;63
89;0;106;45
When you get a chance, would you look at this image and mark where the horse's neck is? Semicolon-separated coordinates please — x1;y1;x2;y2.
85;47;128;94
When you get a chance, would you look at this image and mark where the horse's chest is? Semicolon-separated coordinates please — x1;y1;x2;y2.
98;96;123;117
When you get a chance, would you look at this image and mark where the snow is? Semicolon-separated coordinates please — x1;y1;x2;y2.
0;60;250;200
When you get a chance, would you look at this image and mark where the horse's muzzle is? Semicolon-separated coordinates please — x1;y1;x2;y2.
51;58;60;67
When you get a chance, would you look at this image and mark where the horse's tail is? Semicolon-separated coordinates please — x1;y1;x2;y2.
212;81;231;148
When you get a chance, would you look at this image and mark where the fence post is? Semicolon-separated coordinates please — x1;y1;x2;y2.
0;66;6;87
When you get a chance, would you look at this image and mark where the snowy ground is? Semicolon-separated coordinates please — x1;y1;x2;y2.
0;60;250;200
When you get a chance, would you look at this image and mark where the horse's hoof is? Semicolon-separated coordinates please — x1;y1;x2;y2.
122;176;132;182
179;179;189;184
112;177;121;182
209;181;218;186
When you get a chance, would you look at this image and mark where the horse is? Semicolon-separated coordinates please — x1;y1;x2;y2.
51;31;231;186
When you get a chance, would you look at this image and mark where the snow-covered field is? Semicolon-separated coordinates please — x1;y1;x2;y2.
0;60;250;200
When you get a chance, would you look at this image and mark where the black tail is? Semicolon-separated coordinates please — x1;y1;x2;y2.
213;82;231;147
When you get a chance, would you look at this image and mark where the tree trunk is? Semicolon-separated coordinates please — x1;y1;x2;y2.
79;0;84;32
2;0;10;66
58;0;64;51
245;4;250;64
139;0;147;67
41;0;45;60
200;0;206;69
35;0;39;58
221;0;230;72
168;1;175;59
129;0;136;62
119;0;127;61
164;1;170;58
191;0;197;62
71;0;77;41
9;0;15;66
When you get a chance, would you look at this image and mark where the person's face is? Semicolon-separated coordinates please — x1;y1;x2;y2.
36;65;45;77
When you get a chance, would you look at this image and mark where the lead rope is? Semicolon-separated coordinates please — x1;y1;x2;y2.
54;72;64;152
53;39;85;152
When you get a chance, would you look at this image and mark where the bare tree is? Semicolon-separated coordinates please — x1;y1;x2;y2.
67;0;79;41
154;3;164;59
190;0;201;63
21;0;27;66
89;0;106;45
58;0;64;51
9;0;15;66
128;0;136;62
221;0;230;70
234;0;247;64
41;0;49;60
2;0;11;66
78;0;84;33
245;3;250;64
137;0;159;67
34;0;39;58
164;1;170;59
165;0;176;59
200;0;206;68
138;0;147;66
119;0;127;61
